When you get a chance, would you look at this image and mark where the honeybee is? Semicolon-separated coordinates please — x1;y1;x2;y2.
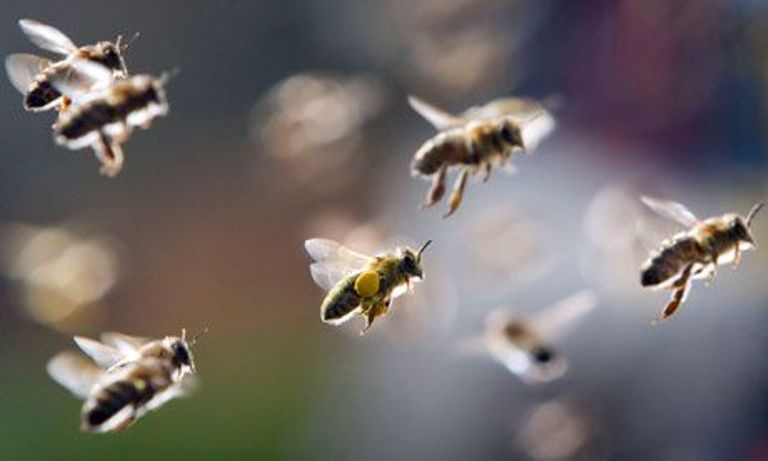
47;329;203;433
305;238;431;333
461;291;597;384
640;197;763;323
409;95;556;217
5;19;129;112
50;59;169;176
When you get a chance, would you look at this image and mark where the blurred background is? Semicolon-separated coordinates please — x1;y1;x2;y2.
1;0;768;459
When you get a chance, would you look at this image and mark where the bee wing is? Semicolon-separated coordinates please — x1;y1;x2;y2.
531;290;598;341
408;95;464;130
49;58;112;102
4;53;51;94
73;336;127;369
100;332;150;356
18;19;78;55
518;111;556;152
47;351;102;399
463;97;544;120
641;196;700;228
305;238;373;290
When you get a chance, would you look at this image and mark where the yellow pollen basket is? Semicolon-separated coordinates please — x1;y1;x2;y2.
354;271;380;297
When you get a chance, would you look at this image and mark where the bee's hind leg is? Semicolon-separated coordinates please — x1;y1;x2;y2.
93;132;125;177
361;300;390;335
422;166;447;209
733;245;741;270
482;161;492;182
444;167;469;218
653;264;694;325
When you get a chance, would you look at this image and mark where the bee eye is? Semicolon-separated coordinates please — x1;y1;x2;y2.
172;343;190;366
403;255;415;271
500;124;517;144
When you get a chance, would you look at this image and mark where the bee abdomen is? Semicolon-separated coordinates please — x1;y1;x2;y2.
321;275;362;323
57;102;115;142
82;378;150;429
411;133;469;176
25;80;61;110
641;237;701;287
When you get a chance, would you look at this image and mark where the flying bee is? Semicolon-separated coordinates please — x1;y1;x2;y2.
305;238;432;333
5;18;130;112
47;329;205;433
459;291;597;384
409;95;556;217
640;197;764;323
49;59;169;176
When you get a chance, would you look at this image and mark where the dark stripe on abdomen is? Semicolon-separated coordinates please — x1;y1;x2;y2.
641;238;700;287
83;380;147;428
321;275;362;322
25;81;61;109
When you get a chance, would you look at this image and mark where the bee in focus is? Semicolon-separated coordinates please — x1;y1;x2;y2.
305;238;431;333
640;197;763;323
409;95;556;217
49;59;169;176
47;329;204;433
5;18;130;112
460;291;596;384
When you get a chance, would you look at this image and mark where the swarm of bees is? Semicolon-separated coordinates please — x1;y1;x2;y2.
47;329;204;432
6;19;168;176
3;12;764;441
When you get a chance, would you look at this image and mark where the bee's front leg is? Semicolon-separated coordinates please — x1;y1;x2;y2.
422;166;447;209
444;167;469;218
653;264;693;324
733;245;741;270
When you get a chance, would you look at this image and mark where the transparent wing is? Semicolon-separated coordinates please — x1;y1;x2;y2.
641;196;699;228
47;351;102;399
49;58;112;102
531;290;598;341
100;332;150;356
519;110;556;152
462;97;545;120
73;336;126;369
5;53;50;94
305;238;373;290
18;19;77;55
408;95;464;130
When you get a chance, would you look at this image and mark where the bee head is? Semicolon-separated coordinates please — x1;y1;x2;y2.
499;120;524;150
399;240;432;279
94;41;127;78
731;203;764;247
169;327;207;374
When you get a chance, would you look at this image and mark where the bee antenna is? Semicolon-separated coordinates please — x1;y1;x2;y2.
181;328;187;342
417;240;433;259
747;203;764;227
190;326;209;346
117;31;140;52
159;67;181;85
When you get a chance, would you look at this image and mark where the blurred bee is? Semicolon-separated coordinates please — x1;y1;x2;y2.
640;197;763;323
460;291;597;384
409;95;556;217
50;59;169;176
47;329;204;433
305;238;431;333
5;18;130;112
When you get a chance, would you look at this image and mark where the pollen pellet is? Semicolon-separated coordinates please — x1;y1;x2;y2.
354;271;380;297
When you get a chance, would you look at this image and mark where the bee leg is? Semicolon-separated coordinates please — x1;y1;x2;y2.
422;166;447;209
93;133;124;177
482;162;492;182
444;167;470;218
361;300;390;334
653;264;693;325
733;245;741;270
58;96;71;114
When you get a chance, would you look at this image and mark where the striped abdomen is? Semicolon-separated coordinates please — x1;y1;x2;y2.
321;273;363;323
641;236;703;287
25;79;62;110
81;362;170;432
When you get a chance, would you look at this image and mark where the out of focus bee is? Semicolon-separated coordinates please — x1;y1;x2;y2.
460;291;597;384
49;59;169;176
409;95;556;217
5;19;130;112
305;238;431;333
640;197;763;323
47;329;204;433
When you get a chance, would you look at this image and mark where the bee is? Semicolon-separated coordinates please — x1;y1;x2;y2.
460;291;597;384
49;59;169;176
640;197;764;323
305;238;431;333
5;18;130;112
47;329;204;433
408;95;556;217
